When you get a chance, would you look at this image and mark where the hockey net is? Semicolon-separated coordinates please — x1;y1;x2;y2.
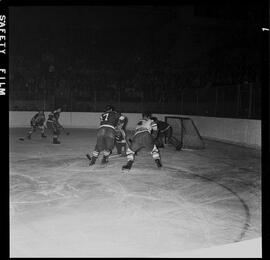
165;116;205;150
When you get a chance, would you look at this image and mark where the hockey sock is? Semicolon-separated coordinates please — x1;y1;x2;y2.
101;150;111;164
155;159;162;168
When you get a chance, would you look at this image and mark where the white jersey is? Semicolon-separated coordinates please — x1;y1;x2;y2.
135;119;157;135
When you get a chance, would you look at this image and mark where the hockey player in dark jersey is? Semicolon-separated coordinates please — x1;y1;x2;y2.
86;105;125;165
151;117;182;150
27;111;47;139
122;112;162;170
115;114;128;156
46;108;63;144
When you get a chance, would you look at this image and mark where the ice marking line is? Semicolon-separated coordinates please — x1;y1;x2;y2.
98;178;164;239
11;173;42;183
10;195;73;204
100;175;211;239
164;165;251;242
66;184;79;192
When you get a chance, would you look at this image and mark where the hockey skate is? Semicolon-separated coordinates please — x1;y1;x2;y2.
41;133;47;138
53;138;60;144
155;159;162;168
86;154;97;166
122;160;133;170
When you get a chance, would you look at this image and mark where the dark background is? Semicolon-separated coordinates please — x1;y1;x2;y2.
9;3;266;118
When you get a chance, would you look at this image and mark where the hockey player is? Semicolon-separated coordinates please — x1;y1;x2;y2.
46;108;63;144
86;105;125;165
151;117;182;150
115;114;128;156
122;112;162;170
27;110;47;139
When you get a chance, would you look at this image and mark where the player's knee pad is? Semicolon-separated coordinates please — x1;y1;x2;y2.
151;145;160;160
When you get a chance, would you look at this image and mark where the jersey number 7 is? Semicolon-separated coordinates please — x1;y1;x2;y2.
102;113;109;121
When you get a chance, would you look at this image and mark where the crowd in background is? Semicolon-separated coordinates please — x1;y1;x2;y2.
10;44;260;113
10;48;259;96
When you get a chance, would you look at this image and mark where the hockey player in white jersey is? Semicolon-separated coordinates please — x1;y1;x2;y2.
122;112;162;170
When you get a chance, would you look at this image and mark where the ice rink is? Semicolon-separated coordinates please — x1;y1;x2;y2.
9;128;261;257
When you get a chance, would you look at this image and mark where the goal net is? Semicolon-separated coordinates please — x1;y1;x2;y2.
165;116;205;150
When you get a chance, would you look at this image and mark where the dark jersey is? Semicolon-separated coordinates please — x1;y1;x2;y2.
156;120;171;132
100;111;121;128
31;113;45;126
47;112;61;124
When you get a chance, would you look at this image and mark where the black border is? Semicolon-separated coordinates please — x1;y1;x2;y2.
4;0;269;259
0;0;9;259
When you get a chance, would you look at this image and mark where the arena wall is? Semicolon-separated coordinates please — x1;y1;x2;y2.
9;111;261;149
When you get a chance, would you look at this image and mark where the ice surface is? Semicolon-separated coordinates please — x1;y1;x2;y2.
9;128;261;257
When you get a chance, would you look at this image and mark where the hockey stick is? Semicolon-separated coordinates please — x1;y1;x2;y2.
60;125;70;135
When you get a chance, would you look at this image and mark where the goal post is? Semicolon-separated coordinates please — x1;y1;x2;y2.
165;116;205;150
